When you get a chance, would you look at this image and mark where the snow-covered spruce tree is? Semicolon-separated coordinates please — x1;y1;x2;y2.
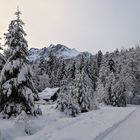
77;55;85;73
73;69;97;112
0;38;2;50
108;58;116;73
68;61;76;80
46;52;60;88
32;57;50;91
97;54;128;107
46;52;55;78
0;54;5;74
96;78;106;103
0;9;38;118
96;50;103;69
104;72;117;106
57;85;80;117
99;59;118;106
57;69;97;116
57;60;67;87
0;39;5;73
112;80;127;107
85;57;98;91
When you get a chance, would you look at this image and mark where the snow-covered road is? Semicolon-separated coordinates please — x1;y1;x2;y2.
102;106;140;140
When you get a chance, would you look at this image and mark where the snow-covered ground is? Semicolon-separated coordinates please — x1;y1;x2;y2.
102;106;140;140
0;104;136;140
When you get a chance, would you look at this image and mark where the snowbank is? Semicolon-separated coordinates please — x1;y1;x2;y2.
0;119;26;140
12;105;136;140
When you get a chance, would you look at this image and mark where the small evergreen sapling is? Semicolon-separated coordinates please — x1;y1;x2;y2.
15;110;31;135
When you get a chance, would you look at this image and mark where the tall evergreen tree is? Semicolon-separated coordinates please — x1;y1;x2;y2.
46;52;59;88
104;72;116;106
68;61;76;80
57;60;67;87
73;70;97;112
57;69;97;116
0;53;5;74
0;38;5;72
108;58;116;73
0;8;38;118
85;57;98;91
97;56;127;107
57;85;80;117
97;50;103;69
0;38;2;50
46;52;56;77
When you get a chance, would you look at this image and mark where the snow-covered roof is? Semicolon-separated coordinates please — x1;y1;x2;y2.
39;88;59;100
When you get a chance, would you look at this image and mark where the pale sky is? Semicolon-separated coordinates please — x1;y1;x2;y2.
0;0;140;54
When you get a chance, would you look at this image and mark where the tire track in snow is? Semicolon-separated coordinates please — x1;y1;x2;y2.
94;108;136;140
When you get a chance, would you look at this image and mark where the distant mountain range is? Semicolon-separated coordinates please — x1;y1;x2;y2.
28;44;93;62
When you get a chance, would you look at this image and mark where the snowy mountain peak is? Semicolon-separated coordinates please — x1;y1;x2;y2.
48;44;70;52
28;44;80;61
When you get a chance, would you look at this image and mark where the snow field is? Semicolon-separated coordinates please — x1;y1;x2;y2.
13;105;136;140
102;106;140;140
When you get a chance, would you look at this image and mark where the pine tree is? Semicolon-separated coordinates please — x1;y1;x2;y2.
46;52;59;88
0;54;5;74
104;72;117;106
108;58;116;73
97;55;127;107
0;38;2;50
85;57;98;91
96;78;106;103
76;55;85;73
97;50;103;69
74;70;97;112
32;57;50;91
57;69;97;116
112;80;127;107
68;61;76;80
101;59;119;106
0;39;5;73
0;8;38;118
57;85;80;117
46;52;56;77
57;60;67;87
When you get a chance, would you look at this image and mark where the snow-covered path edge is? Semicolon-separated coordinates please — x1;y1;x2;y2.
94;108;136;140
